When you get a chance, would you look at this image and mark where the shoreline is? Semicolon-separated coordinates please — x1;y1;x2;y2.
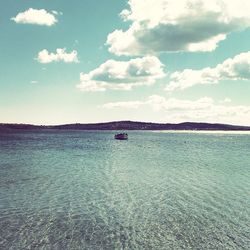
1;121;250;131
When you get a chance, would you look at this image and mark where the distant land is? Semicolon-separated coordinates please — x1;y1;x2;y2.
1;121;250;131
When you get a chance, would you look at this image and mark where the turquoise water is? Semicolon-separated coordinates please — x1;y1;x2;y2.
0;130;249;249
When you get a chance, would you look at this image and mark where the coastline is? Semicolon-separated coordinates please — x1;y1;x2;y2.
1;121;250;131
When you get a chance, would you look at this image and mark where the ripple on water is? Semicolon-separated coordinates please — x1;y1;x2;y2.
0;130;249;249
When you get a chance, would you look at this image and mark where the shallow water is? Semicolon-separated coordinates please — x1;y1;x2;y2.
0;130;249;249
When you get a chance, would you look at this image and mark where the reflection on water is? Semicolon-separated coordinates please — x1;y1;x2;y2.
0;130;249;249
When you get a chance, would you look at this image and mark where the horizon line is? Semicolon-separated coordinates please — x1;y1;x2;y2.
1;120;250;128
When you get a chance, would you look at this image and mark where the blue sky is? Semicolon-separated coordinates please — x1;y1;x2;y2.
1;0;250;125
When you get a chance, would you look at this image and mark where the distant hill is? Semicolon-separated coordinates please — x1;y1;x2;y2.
0;121;250;131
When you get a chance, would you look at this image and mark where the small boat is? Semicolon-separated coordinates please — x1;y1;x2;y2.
114;133;128;140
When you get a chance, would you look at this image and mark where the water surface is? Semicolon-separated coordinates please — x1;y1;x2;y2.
0;130;249;249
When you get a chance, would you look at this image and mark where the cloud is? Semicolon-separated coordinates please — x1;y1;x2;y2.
103;101;143;109
102;95;250;125
107;0;250;56
36;48;79;63
30;80;38;84
77;56;165;91
166;51;250;91
220;98;232;104
103;95;214;110
11;8;59;26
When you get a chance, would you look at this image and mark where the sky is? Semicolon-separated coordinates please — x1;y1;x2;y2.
1;0;250;125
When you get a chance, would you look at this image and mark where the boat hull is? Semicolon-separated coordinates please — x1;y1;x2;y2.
114;133;128;140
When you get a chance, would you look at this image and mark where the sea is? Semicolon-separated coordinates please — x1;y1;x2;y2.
0;129;249;249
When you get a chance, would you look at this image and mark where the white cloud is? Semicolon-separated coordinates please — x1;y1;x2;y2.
103;95;214;111
220;98;232;104
11;8;59;26
51;10;63;16
36;48;79;64
107;0;250;55
30;80;38;84
77;56;165;91
102;95;250;125
166;51;250;91
103;101;143;109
